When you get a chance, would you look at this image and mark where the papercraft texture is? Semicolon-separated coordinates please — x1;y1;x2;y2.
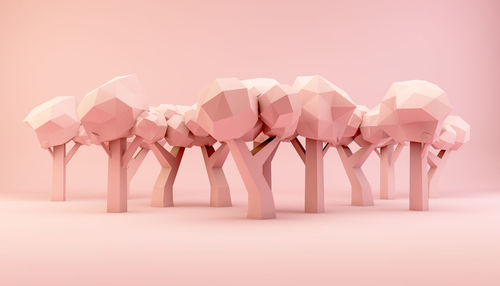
25;75;468;219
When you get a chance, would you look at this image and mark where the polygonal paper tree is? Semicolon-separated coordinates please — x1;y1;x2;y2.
254;82;301;189
184;105;231;207
359;104;405;200
427;115;470;197
24;96;81;201
78;75;147;212
146;111;188;207
290;75;356;213
197;78;288;219
335;104;380;206
378;80;452;210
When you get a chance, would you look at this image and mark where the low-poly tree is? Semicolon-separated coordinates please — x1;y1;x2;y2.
197;78;300;219
245;78;301;189
184;105;232;207
358;104;405;200
290;75;356;213
377;80;452;211
78;75;147;212
427;115;470;197
148;111;192;207
24;96;81;201
336;105;380;206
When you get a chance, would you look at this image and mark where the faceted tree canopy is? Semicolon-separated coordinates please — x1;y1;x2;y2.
378;80;452;144
165;114;194;147
339;105;368;146
241;78;279;96
24;96;80;148
134;107;168;144
360;104;392;146
258;84;301;139
77;75;146;143
432;124;457;150
293;75;356;144
196;78;258;142
444;115;470;150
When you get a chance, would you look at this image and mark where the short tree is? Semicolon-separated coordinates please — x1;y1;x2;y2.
290;75;356;213
378;80;452;210
78;75;147;212
24;96;81;201
197;78;296;219
359;104;405;200
427;115;470;197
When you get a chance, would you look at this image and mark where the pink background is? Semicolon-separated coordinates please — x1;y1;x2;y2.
1;0;498;198
1;1;500;285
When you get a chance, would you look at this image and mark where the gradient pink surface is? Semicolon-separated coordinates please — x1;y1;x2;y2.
1;0;499;285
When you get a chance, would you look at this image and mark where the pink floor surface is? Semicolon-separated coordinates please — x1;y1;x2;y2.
1;190;499;286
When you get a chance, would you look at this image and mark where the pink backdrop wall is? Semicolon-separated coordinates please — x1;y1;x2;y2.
1;0;499;200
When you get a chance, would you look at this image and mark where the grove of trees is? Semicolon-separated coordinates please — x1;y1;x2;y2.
24;75;470;219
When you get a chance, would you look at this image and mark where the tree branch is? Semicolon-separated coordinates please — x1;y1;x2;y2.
290;137;305;163
252;137;280;166
122;136;142;168
100;142;110;157
127;148;149;181
350;144;376;168
390;143;405;165
150;142;179;168
64;142;81;165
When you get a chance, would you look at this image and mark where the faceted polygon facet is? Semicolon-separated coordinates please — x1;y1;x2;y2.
24;96;80;148
78;75;146;143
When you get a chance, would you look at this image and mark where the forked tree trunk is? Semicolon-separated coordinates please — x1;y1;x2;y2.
427;149;451;198
336;144;375;206
150;143;185;207
102;136;142;213
253;141;272;188
126;147;149;194
291;137;330;213
201;143;231;207
227;137;280;219
50;142;81;201
379;143;404;200
409;142;429;211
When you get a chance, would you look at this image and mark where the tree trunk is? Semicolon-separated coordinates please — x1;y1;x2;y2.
227;138;278;219
336;145;374;207
427;150;451;198
51;144;66;201
304;138;325;213
346;167;373;206
151;146;184;207
201;144;231;207
409;142;428;211
107;138;128;213
380;145;395;199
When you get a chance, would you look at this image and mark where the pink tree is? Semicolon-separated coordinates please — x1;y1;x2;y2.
78;75;147;212
359;104;405;200
336;105;382;206
148;111;192;207
428;115;470;197
378;80;452;210
290;75;356;213
184;105;232;207
197;78;299;219
24;96;81;201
